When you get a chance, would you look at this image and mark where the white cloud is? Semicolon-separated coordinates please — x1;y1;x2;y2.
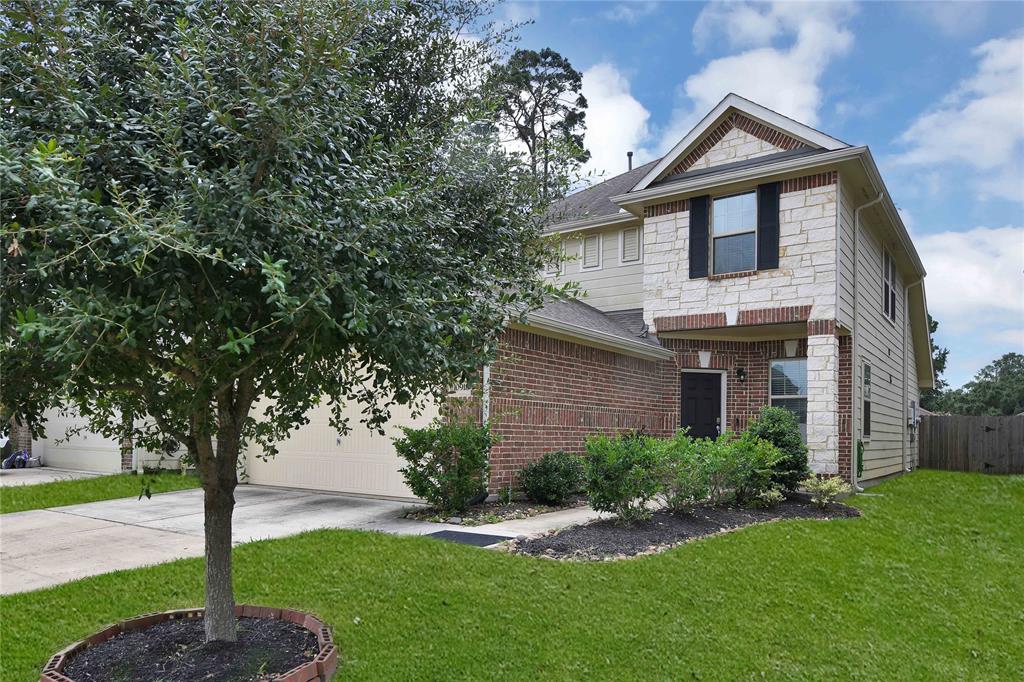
499;1;539;26
601;1;659;25
892;33;1024;203
580;62;654;179
658;2;856;151
916;225;1024;334
903;1;990;38
987;328;1024;348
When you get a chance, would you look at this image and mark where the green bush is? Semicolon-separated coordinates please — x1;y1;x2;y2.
583;431;664;524
394;420;491;513
801;474;853;508
518;451;583;506
663;431;783;510
746;406;809;491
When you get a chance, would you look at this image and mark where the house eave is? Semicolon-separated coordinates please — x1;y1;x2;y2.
514;315;675;361
544;211;639;235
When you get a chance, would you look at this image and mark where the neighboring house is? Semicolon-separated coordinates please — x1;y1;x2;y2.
31;94;933;495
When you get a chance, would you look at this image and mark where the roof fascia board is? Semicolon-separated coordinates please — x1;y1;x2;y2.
514;316;676;361
857;150;927;277
631;93;849;192
544;211;638;235
612;146;867;209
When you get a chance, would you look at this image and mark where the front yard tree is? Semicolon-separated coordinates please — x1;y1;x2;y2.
1;0;560;643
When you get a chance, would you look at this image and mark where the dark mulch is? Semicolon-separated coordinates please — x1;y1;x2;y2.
511;495;860;560
63;617;318;682
405;493;588;526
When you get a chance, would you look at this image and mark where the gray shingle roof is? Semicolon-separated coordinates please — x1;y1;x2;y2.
545;160;660;226
529;299;662;348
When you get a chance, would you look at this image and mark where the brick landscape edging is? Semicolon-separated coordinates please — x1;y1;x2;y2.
40;605;337;682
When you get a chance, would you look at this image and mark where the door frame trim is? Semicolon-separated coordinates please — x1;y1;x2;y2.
679;369;728;436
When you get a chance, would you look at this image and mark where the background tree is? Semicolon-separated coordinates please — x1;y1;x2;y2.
936;353;1024;416
1;0;564;643
488;47;589;200
920;314;949;411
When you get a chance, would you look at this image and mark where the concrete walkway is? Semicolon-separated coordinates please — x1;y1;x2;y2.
0;467;99;487
0;484;602;595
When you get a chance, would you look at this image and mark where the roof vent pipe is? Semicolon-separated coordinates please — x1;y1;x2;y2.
627;151;633;171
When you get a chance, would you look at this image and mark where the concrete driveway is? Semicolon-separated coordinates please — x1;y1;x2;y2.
0;467;99;487
0;485;429;595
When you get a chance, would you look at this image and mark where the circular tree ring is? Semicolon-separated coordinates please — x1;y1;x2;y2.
40;605;338;682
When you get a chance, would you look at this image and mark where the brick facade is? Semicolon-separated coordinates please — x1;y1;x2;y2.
668;112;809;175
838;335;853;481
484;329;677;491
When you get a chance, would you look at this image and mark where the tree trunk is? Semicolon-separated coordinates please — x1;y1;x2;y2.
203;478;237;642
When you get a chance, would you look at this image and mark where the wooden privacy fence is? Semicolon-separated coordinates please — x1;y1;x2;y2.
918;415;1024;474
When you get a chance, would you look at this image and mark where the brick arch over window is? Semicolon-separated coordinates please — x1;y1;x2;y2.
667;112;811;176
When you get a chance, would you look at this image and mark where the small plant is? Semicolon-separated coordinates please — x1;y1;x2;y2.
497;484;514;506
519;450;583;506
661;431;708;510
583;432;664;523
730;433;785;504
747;406;809;492
751;486;785;509
394;420;491;513
801;474;853;509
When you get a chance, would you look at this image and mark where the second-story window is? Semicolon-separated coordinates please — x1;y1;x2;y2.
882;249;897;323
620;227;641;264
581;233;602;270
712;192;757;274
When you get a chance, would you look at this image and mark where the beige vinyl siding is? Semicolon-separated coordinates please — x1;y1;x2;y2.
837;178;856;329
546;225;644;311
855;211;910;481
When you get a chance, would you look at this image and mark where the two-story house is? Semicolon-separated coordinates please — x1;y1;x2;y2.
30;94;933;499
493;93;933;489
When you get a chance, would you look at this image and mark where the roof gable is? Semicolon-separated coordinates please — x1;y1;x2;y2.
633;93;849;192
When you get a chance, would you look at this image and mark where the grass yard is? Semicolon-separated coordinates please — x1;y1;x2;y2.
0;471;200;514
2;470;1021;680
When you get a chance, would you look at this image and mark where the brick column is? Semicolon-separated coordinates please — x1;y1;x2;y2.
8;418;32;456
806;320;839;474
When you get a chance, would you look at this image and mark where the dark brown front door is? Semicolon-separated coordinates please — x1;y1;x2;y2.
680;372;721;439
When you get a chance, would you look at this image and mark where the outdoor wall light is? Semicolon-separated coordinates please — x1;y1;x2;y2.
736;367;747;383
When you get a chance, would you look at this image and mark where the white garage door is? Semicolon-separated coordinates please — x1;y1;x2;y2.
34;408;123;473
245;400;437;499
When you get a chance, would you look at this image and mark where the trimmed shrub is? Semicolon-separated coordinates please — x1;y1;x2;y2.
747;406;810;491
802;474;853;508
663;431;783;510
583;432;664;524
394;420;491;513
519;451;583;506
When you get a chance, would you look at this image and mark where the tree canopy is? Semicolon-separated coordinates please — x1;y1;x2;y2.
1;0;563;641
488;47;589;199
932;353;1024;416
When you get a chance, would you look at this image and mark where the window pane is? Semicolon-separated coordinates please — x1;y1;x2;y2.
771;359;807;397
771;397;807;441
713;193;756;235
713;233;755;273
583;235;600;268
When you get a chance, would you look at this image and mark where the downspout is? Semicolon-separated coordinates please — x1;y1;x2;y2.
481;364;491;424
852;191;884;492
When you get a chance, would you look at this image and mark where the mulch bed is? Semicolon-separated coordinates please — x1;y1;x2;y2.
63;617;318;682
405;494;588;526
508;495;860;561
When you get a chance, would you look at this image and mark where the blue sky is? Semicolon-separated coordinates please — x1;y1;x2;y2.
493;0;1024;389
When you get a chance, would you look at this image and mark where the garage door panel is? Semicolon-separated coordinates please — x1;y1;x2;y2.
34;409;122;473
245;400;437;499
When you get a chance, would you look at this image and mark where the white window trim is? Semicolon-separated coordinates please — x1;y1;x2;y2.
862;361;873;441
710;191;758;275
580;233;603;271
768;357;808;440
680;369;727;437
619;226;642;265
882;248;897;325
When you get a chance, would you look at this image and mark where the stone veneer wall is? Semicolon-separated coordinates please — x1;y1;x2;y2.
643;173;839;331
485;329;677;491
685;126;785;172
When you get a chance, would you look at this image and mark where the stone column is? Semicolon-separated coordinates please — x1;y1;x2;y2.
806;321;839;474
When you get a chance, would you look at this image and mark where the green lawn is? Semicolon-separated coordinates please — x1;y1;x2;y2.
2;470;1021;681
0;471;200;514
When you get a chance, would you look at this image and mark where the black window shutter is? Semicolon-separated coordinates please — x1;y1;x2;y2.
689;195;709;279
756;182;780;270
